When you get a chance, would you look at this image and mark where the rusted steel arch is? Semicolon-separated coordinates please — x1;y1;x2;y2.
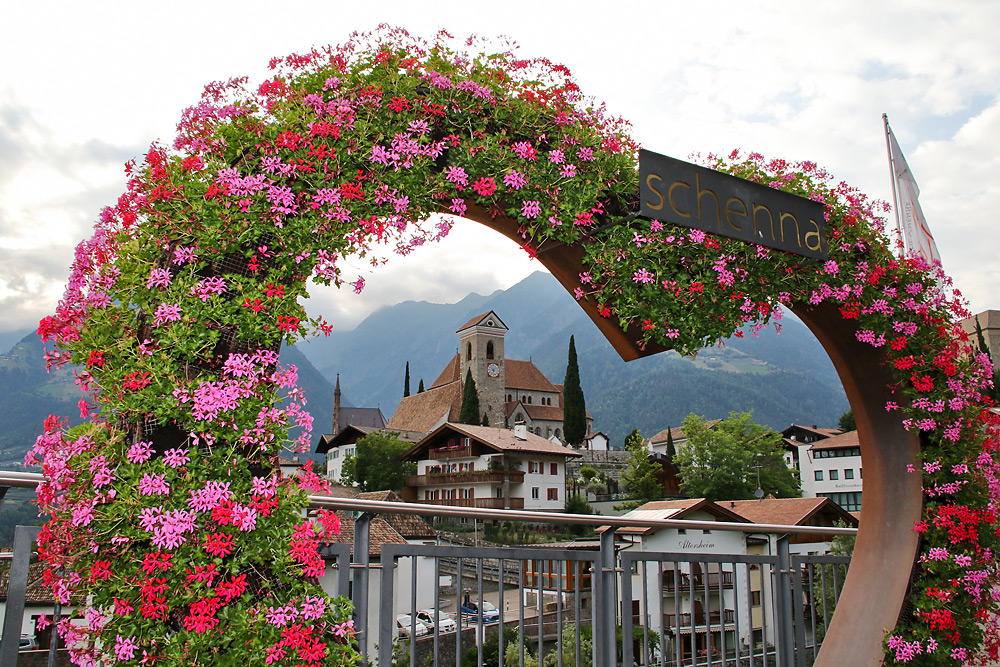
463;202;922;666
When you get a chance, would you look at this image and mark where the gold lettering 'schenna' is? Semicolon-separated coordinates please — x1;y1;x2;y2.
644;172;822;252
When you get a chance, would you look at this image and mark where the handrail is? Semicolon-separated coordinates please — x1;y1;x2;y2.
1;470;858;537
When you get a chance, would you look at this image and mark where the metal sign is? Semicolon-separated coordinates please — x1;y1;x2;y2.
639;149;828;259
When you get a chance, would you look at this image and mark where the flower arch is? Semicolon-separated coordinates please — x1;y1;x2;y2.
32;26;998;666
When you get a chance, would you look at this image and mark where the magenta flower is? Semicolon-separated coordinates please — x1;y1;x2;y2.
127;440;153;464
521;200;541;219
559;164;576;178
444;166;468;189
153;303;182;327
146;268;172;289
633;268;655;284
114;635;138;661
163;448;191;468
503;170;526;190
138;473;170;496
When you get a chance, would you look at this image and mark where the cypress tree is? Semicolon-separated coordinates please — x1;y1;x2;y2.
666;427;676;460
417;378;425;393
459;368;481;425
403;361;410;397
482;412;490;427
563;335;586;446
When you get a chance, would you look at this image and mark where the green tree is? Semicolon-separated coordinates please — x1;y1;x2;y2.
837;409;855;432
459;368;481;425
562;335;587;446
665;426;676;460
339;431;416;492
675;411;800;501
564;493;595;536
617;429;661;510
417;378;425;393
579;465;597;482
481;412;490;426
403;361;410;397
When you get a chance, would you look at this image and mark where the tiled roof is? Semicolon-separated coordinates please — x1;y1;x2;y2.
356;490;437;540
611;499;750;535
336;407;386;432
387;382;462;433
810;430;860;451
326;513;408;557
782;424;842;439
727;497;858;527
649;426;685;445
522;404;564;421
430;354;461;389
403;423;581;460
505;359;559;392
456;311;508;333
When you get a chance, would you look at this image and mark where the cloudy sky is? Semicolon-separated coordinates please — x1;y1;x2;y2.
2;0;997;340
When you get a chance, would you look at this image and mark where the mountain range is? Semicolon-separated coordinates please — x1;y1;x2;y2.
0;271;849;466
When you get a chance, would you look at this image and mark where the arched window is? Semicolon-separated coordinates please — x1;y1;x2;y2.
486;341;494;359
527;396;532;404
535;427;542;435
555;428;561;439
466;342;472;361
507;394;512;402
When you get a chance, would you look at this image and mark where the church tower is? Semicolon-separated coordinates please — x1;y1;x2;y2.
456;311;507;427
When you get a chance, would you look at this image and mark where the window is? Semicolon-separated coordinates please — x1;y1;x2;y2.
507;394;512;402
550;462;558;475
818;491;862;512
527;396;532;404
814;470;824;481
486;341;494;359
829;470;839;481
532;487;540;500
844;469;855;480
467;342;471;361
331;450;339;459
751;591;762;606
496;488;503;498
529;461;539;474
547;488;559;501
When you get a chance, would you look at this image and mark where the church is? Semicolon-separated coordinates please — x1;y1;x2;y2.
386;311;592;443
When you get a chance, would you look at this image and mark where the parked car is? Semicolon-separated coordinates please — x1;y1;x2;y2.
415;609;458;634
395;614;429;638
460;599;500;624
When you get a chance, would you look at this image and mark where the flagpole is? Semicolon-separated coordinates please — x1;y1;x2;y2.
883;113;903;256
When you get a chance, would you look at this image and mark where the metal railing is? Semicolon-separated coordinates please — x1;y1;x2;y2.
0;471;856;666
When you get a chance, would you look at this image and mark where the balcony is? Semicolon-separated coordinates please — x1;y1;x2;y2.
407;470;525;486
411;496;525;510
426;445;473;459
662;570;735;592
663;608;736;628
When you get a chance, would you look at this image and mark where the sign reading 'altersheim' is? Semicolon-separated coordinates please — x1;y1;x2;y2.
639;149;828;260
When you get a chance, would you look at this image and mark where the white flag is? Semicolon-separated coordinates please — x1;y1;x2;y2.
888;127;941;265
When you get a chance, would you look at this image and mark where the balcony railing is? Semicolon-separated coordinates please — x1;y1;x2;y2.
0;471;856;667
410;496;525;510
662;569;735;591
426;445;473;459
406;470;525;486
663;608;736;628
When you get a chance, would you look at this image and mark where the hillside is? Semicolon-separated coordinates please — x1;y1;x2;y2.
299;271;849;447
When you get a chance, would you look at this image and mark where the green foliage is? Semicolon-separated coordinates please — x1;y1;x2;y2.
837;409;855;432
342;431;416;492
675;412;801;501
462;626;520;667
562;336;587;446
617;429;661;510
564;493;595;536
665;427;676;460
579;465;597;481
417;378;424;393
482;412;489;427
459;368;481;425
404;361;410;397
542;623;593;666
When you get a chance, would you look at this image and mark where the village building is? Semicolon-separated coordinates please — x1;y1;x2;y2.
779;424;843;470
398;422;581;511
314;374;400;481
795;430;863;512
386;311;592;443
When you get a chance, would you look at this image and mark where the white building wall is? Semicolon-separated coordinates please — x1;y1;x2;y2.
797;444;863;511
325;444;356;484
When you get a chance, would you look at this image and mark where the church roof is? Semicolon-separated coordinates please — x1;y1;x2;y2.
521;404;565;422
505;359;560;392
386;382;462;433
335;407;386;432
456;311;508;333
430;353;461;388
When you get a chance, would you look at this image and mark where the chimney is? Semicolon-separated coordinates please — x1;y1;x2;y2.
514;421;527;440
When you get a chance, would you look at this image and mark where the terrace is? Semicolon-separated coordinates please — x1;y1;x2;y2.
0;471;855;666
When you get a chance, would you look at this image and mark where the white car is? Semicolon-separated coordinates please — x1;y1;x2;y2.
415;609;458;634
395;614;430;638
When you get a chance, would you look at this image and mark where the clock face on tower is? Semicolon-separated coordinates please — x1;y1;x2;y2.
486;362;500;378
